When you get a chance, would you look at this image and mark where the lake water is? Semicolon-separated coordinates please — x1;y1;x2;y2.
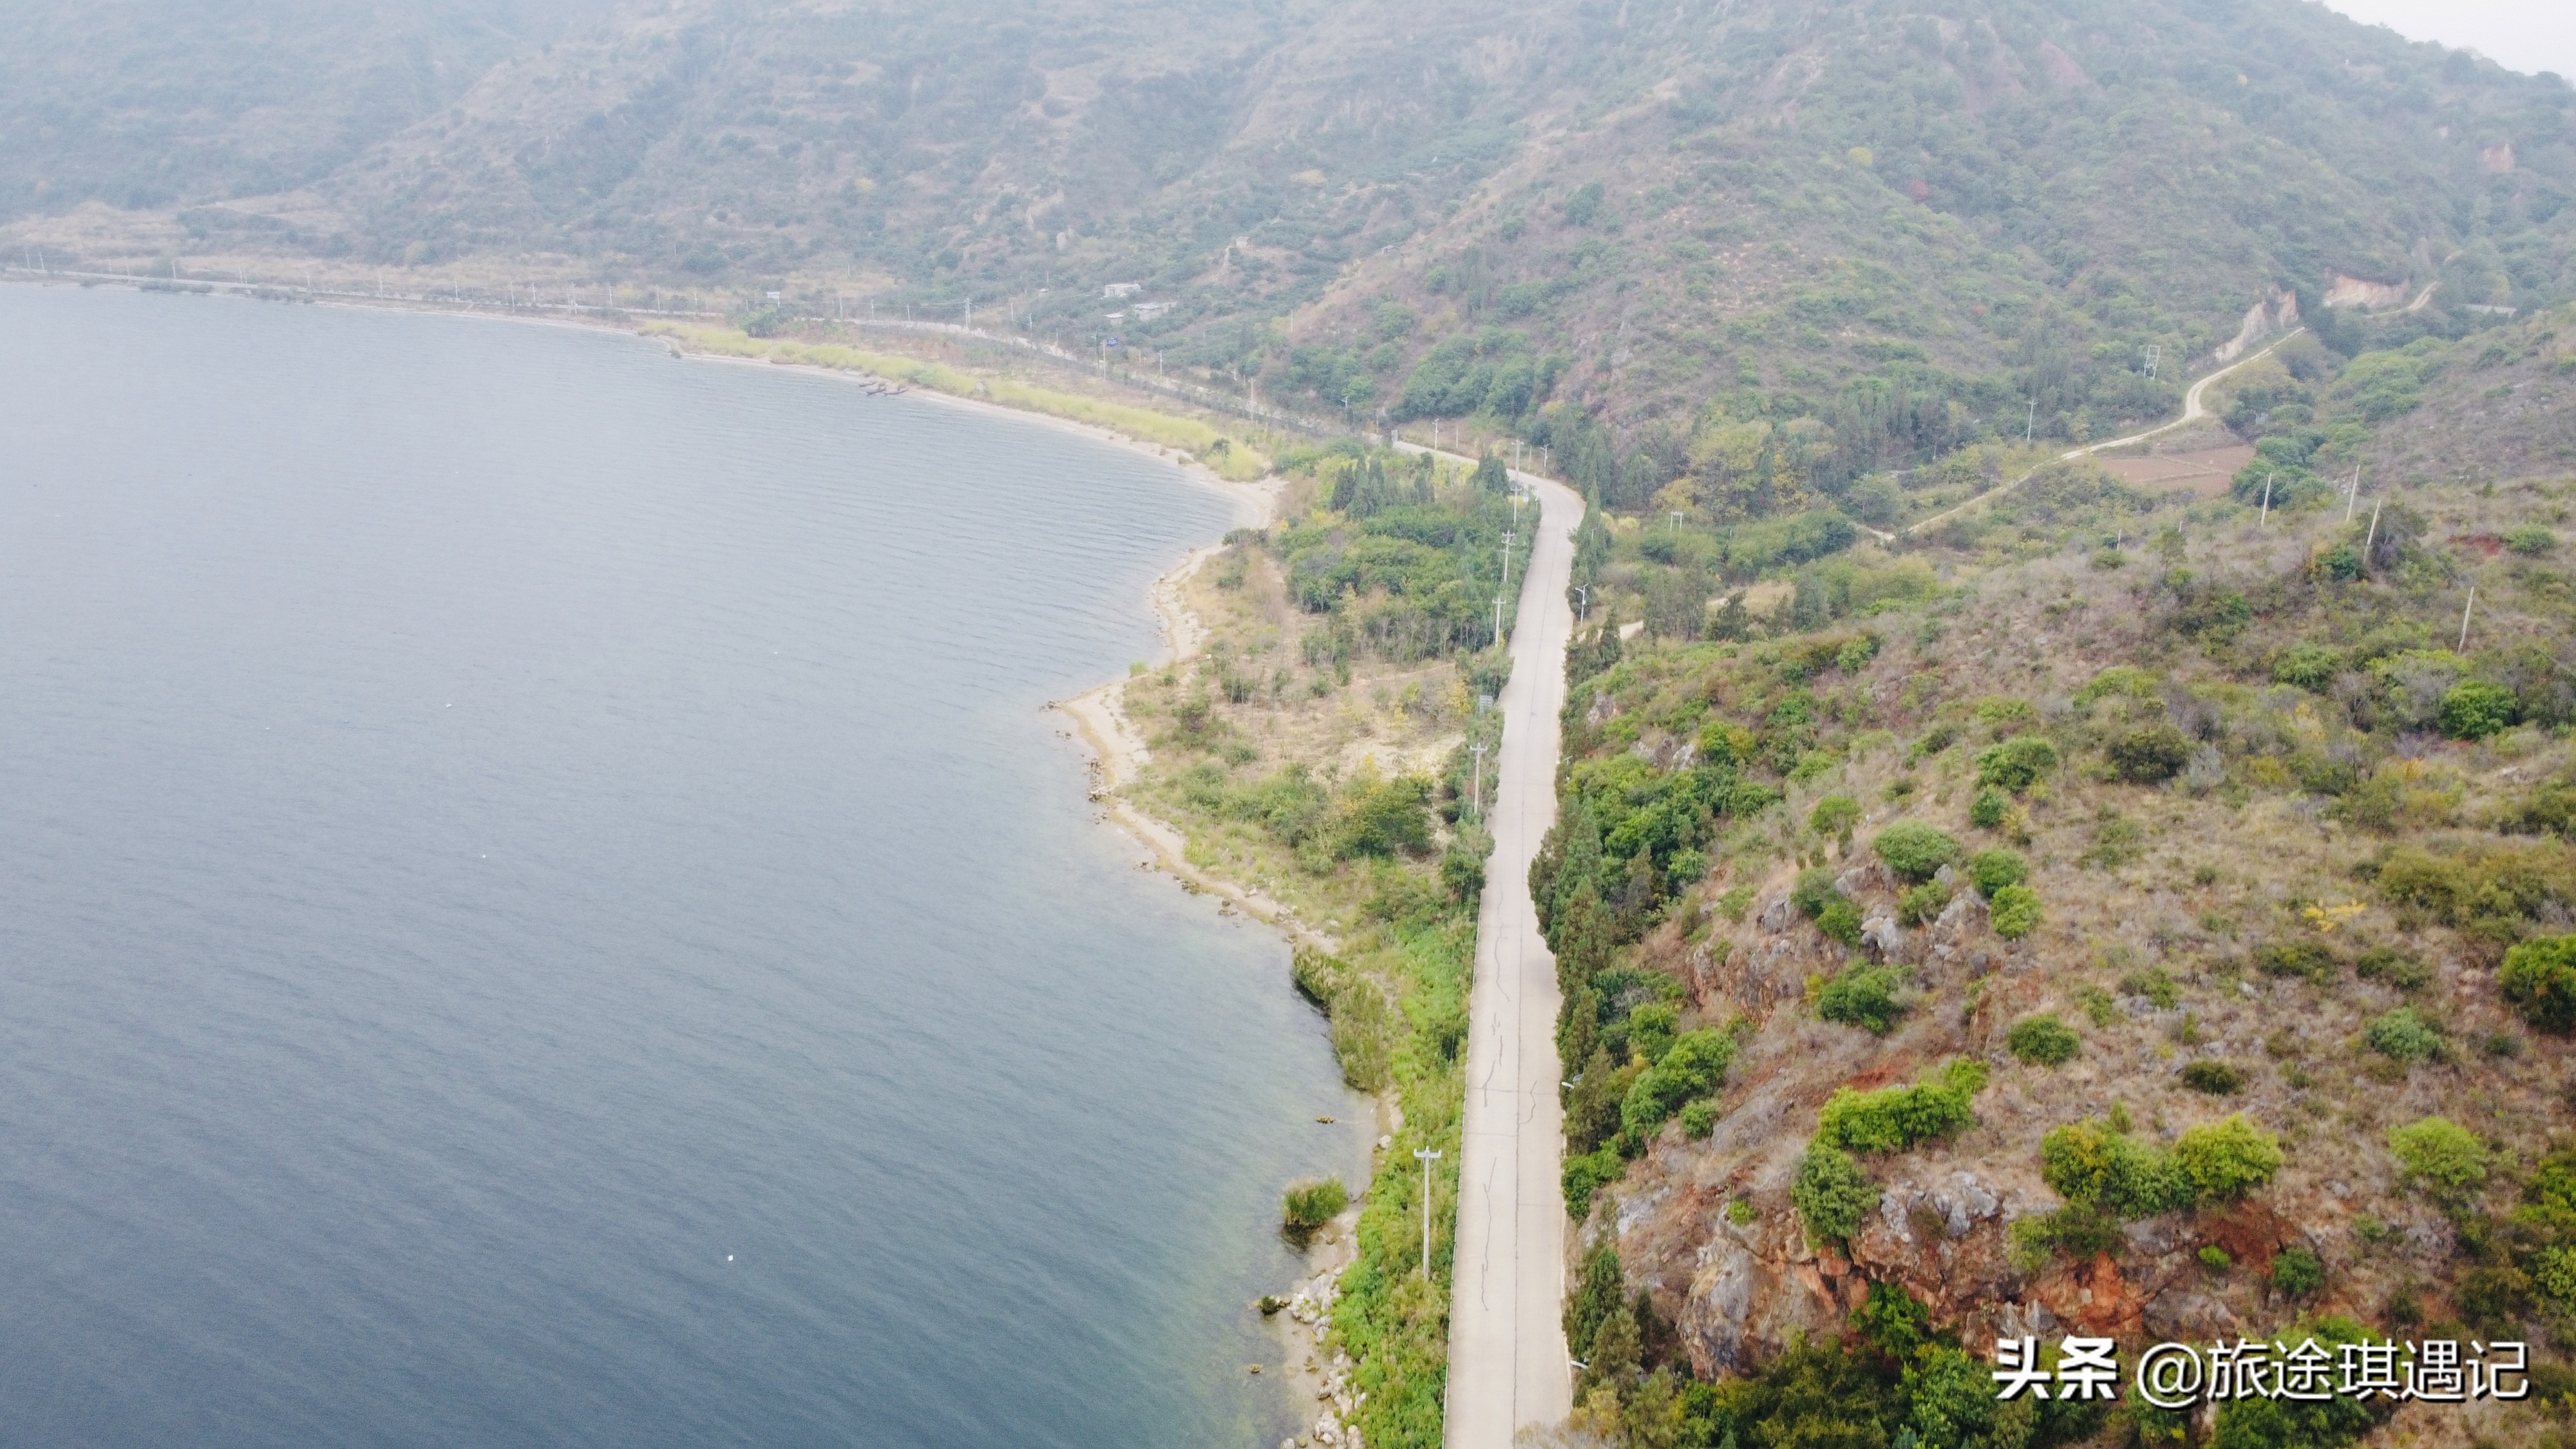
0;285;1365;1446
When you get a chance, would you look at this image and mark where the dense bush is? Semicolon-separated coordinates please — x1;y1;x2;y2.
2501;934;2576;1034
1678;1099;1718;1137
2272;1246;2327;1296
1966;848;2028;898
1815;895;1864;947
2107;723;2193;784
2438;681;2518;740
1969;784;2011;828
1815;1059;1987;1152
1793;1141;1879;1242
1283;1177;1350;1229
2007;1014;2080;1065
1791;865;1842;918
2253;938;2338;983
2365;1007;2443;1063
2174;1115;2286;1204
2375;842;2576;938
2041;1118;2190;1217
2209;1317;2380;1448
1620;1029;1736;1139
1808;793;1861;841
2388;1116;2487;1198
1975;735;2061;793
1871;820;1962;882
2355;945;2430;991
2273;642;2343;691
2043;1113;2281;1215
1816;963;1908;1034
2181;1059;2246;1094
1988;882;2043;939
1897;880;1951;925
1562;1146;1624;1218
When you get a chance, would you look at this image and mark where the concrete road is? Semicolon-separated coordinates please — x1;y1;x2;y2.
1443;466;1582;1446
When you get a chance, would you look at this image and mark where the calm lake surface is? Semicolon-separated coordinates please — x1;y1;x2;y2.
0;285;1364;1446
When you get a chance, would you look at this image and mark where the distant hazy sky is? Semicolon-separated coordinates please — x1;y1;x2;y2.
2318;0;2576;80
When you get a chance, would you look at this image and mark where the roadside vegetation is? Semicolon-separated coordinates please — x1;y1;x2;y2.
1117;442;1533;1448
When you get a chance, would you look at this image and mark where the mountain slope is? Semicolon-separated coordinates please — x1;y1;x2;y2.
5;0;2571;477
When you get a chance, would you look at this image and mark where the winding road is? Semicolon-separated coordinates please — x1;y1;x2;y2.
1889;327;2306;539
1394;444;1583;1447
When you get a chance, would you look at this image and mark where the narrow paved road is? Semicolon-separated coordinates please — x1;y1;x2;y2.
1442;464;1583;1446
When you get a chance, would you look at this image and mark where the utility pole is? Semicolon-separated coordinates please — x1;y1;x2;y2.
1468;743;1487;817
1573;584;1590;620
1415;1148;1444;1276
2024;398;2036;446
2345;469;2361;522
2363;500;2382;571
2259;473;2274;528
2460;585;2477;651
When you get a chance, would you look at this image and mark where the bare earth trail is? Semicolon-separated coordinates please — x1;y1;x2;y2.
1864;327;2308;542
1396;442;1583;1446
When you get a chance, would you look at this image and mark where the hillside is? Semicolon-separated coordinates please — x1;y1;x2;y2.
6;0;2573;484
1528;305;2576;1446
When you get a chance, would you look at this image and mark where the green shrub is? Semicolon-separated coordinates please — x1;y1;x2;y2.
2438;681;2518;740
2273;643;2344;691
2365;1007;2443;1063
1816;1059;1987;1152
2500;934;2576;1034
2007;1014;2080;1066
1808;793;1862;840
2208;1317;2378;1447
2123;965;2183;1010
1562;1146;1624;1218
1969;784;2011;828
1679;1099;1718;1137
2253;938;2338;983
1815;963;1908;1034
1975;735;2061;793
1791;865;1841;918
1965;848;2028;898
2181;1060;2246;1094
1897;880;1951;926
2199;1244;2233;1273
2505;524;2559;556
2354;946;2430;991
1283;1177;1350;1229
2374;841;2576;935
1989;882;2043;939
2009;1202;2125;1267
2174;1115;2284;1204
1872;820;1963;882
1815;895;1864;947
2387;1116;2487;1197
1792;1141;1879;1242
2040;1118;2191;1216
2108;724;2193;784
1621;1030;1737;1139
2272;1246;2327;1296
1835;634;1881;672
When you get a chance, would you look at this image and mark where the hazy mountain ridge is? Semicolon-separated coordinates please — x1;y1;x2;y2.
6;0;2572;500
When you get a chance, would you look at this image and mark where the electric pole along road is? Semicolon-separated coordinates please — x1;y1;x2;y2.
1442;456;1583;1445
